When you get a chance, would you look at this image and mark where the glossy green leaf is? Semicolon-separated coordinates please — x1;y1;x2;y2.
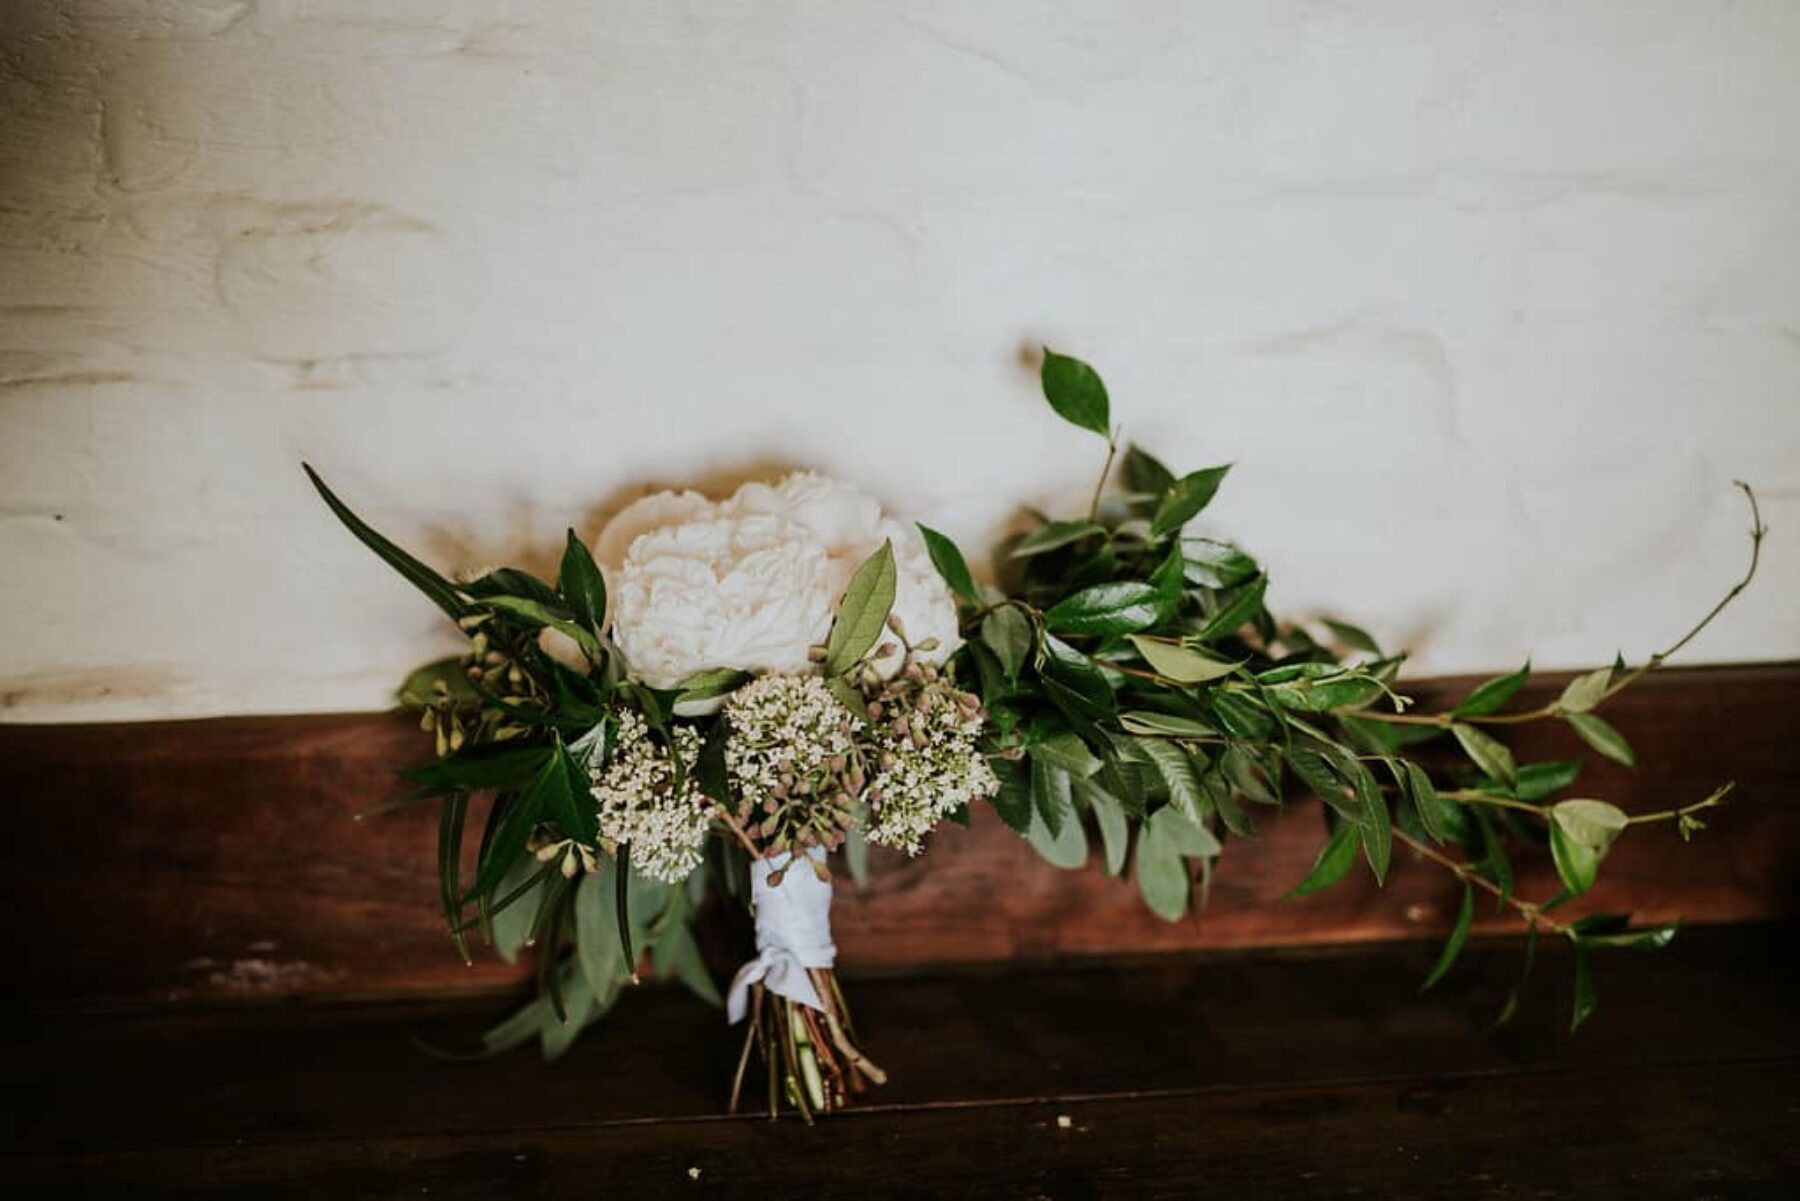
1514;760;1583;802
304;464;471;620
557;530;607;633
1150;465;1232;539
1011;520;1106;558
1045;581;1164;636
1126;635;1243;683
1222;745;1281;805
1040;347;1110;436
401;744;553;797
1183;539;1259;588
917;523;980;607
824;540;897;675
1288;820;1359;896
1194;575;1268;642
1120;445;1175;498
1356;766;1392;884
1421;882;1474;990
1452;722;1517;787
1567;712;1635;767
981;605;1033;683
1453;662;1530;718
483;595;602;660
1551;798;1630;856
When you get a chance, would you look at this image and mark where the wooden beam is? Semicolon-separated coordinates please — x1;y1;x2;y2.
2;664;1795;1004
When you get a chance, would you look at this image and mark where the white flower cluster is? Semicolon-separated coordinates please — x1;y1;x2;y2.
723;675;863;852
596;473;962;691
866;680;999;856
588;710;711;884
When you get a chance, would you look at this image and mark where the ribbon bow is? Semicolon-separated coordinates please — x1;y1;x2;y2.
726;848;837;1024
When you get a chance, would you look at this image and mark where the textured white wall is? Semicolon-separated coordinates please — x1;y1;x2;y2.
1;1;1796;722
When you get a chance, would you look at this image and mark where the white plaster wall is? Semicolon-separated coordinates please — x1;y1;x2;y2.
1;1;1796;722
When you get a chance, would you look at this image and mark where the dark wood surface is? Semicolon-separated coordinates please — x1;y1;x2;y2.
2;663;1796;1006
5;925;1795;1198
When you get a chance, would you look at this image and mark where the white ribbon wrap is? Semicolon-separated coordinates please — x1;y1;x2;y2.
726;848;837;1024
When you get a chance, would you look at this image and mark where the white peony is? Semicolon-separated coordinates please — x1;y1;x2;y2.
598;473;962;692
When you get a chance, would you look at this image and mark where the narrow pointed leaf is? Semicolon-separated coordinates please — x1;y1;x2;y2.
1126;635;1243;683
824;540;897;675
1040;347;1110;436
1150;465;1232;538
304;464;470;619
557;530;607;632
1567;712;1635;767
917;523;980;607
1421;882;1474;990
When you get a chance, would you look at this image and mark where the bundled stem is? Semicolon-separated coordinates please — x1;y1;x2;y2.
729;974;884;1120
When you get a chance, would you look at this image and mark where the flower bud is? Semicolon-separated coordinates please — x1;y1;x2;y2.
885;613;907;638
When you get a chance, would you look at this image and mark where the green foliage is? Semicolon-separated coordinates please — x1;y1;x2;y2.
1040;347;1110;437
824;540;897;675
917;523;981;607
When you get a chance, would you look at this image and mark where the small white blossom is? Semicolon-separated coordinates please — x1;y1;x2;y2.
724;675;863;852
865;680;998;856
588;710;710;883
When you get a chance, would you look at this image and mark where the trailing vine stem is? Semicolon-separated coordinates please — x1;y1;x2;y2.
1437;783;1736;829
1392;828;1570;938
1356;482;1764;729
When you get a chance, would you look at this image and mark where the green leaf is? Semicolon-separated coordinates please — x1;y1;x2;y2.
1044;581;1164;636
1031;732;1102;779
917;523;980;607
1570;946;1597;1031
654;922;722;1007
1322;619;1381;656
1126;635;1243;683
1222;745;1281;806
1549;819;1600;896
1356;766;1392;884
463;568;563;609
437;793;471;962
542;740;598;846
981;606;1034;683
1287;745;1363;826
1194;575;1268;642
1514;760;1583;803
1076;777;1129;875
1403;761;1451;843
1558;667;1612;715
1183;539;1259;588
1491;924;1539;1030
1040;347;1110;436
1135;823;1189;922
1150;805;1221;857
1026;772;1088;869
989;759;1034;835
303;464;471;620
464;787;546;905
1010;520;1105;558
1150;465;1232;539
1452;723;1517;788
1551;798;1630;856
557;530;607;633
1573;920;1681;950
401;744;553;797
1120;445;1175;499
574;867;627;1003
483;595;602;660
824;540;897;675
1421;882;1474;990
674;667;751;707
1453;662;1530;718
1119;710;1218;738
1288;821;1359;896
1136;738;1207;828
1567;712;1635;767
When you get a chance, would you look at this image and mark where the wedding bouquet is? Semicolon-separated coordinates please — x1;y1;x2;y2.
309;348;1760;1118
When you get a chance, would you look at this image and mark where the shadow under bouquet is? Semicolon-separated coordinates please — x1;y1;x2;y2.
309;348;1759;1119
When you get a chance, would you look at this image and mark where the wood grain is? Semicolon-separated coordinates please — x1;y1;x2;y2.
4;926;1795;1198
2;664;1795;1005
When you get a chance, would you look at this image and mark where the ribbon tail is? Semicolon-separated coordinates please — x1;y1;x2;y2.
726;948;825;1023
